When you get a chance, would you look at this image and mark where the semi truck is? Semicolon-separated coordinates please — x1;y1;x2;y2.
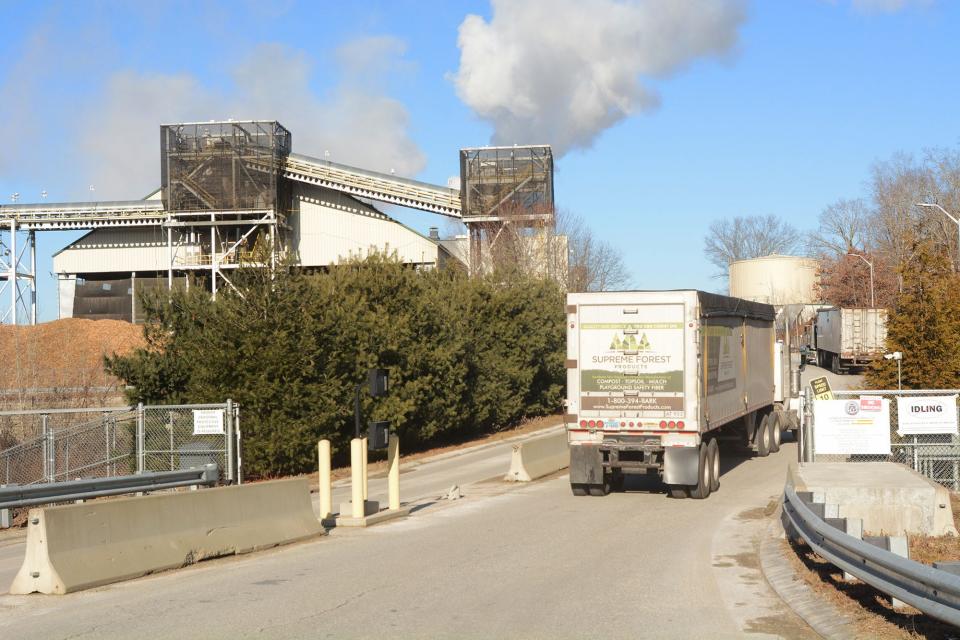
813;307;887;374
564;290;796;500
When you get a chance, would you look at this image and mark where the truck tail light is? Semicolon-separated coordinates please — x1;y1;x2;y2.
580;420;588;427
677;420;685;429
660;420;667;429
588;420;596;428
668;421;676;428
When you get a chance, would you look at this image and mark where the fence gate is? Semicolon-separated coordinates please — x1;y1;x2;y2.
804;388;960;491
0;400;240;487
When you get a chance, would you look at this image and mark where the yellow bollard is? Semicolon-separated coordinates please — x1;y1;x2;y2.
318;439;332;520
350;438;363;519
387;433;400;511
361;436;369;501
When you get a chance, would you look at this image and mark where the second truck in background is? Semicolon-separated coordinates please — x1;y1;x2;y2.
813;307;887;374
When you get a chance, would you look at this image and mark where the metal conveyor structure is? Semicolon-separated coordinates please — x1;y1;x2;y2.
0;200;167;231
282;153;462;218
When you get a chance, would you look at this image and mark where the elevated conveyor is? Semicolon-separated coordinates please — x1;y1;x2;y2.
282;153;462;218
0;200;167;231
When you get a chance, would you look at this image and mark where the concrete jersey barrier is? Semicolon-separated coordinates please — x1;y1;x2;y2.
10;477;323;595
504;431;569;482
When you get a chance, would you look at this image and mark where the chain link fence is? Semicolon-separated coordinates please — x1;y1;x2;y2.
1;401;239;488
808;389;960;491
0;406;131;447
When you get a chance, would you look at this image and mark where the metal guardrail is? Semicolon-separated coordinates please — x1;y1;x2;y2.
0;463;219;510
782;485;960;627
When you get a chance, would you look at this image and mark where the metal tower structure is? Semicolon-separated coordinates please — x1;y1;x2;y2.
0;120;557;325
0;220;37;325
459;146;555;276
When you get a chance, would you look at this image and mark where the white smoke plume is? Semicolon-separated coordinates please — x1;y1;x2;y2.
452;0;746;155
75;39;426;200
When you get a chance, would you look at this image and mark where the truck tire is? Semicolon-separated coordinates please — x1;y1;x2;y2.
588;473;611;496
707;438;720;492
610;469;625;492
769;413;782;453
830;353;841;375
689;443;711;500
668;485;689;499
571;483;589;496
755;413;771;457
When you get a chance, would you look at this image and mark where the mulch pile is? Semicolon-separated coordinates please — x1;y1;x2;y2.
0;318;145;390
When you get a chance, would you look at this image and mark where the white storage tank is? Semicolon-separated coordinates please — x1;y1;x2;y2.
729;254;819;305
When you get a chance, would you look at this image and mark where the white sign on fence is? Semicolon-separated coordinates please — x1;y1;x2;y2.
193;409;225;435
814;398;891;455
897;395;959;435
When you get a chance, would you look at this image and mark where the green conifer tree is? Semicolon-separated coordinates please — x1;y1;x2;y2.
866;240;960;389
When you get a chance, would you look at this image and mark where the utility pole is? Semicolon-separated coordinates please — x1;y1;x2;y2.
847;252;875;308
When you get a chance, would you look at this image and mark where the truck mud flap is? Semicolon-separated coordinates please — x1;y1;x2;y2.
663;447;699;486
569;444;603;485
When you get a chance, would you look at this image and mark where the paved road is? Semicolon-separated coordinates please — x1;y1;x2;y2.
0;437;813;639
0;425;564;590
800;363;864;391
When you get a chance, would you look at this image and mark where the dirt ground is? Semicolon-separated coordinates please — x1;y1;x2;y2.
783;491;960;639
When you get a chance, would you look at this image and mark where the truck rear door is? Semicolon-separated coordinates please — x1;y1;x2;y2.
577;301;687;430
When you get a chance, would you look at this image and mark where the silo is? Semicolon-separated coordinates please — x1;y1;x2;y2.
728;254;819;305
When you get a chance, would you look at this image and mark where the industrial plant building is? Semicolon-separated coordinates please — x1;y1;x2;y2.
1;120;558;324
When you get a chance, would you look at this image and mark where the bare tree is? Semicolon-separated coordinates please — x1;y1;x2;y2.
703;214;801;276
558;210;630;292
807;198;870;257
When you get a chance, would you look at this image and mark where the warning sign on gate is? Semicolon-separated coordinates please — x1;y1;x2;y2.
814;398;890;455
193;409;225;435
897;395;959;436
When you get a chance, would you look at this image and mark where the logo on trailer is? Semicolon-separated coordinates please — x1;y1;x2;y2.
609;333;651;352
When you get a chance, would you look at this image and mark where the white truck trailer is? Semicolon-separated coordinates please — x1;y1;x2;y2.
814;307;887;374
565;290;794;499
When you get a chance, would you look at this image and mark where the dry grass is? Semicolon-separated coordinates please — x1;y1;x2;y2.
908;492;960;565
783;491;960;639
784;538;958;639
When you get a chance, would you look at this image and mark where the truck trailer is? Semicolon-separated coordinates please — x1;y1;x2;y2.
814;307;887;374
565;290;793;499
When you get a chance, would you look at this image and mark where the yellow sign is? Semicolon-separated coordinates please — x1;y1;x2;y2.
810;376;834;401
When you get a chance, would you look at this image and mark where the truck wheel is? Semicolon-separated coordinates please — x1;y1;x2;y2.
755;414;771;457
588;473;611;496
571;483;588;496
769;413;782;453
689;443;711;500
668;485;689;499
707;439;720;492
610;469;625;492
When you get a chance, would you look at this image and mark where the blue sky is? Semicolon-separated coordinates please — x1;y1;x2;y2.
1;0;958;321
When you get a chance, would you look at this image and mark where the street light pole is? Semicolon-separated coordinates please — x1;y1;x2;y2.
916;202;960;269
847;252;875;308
